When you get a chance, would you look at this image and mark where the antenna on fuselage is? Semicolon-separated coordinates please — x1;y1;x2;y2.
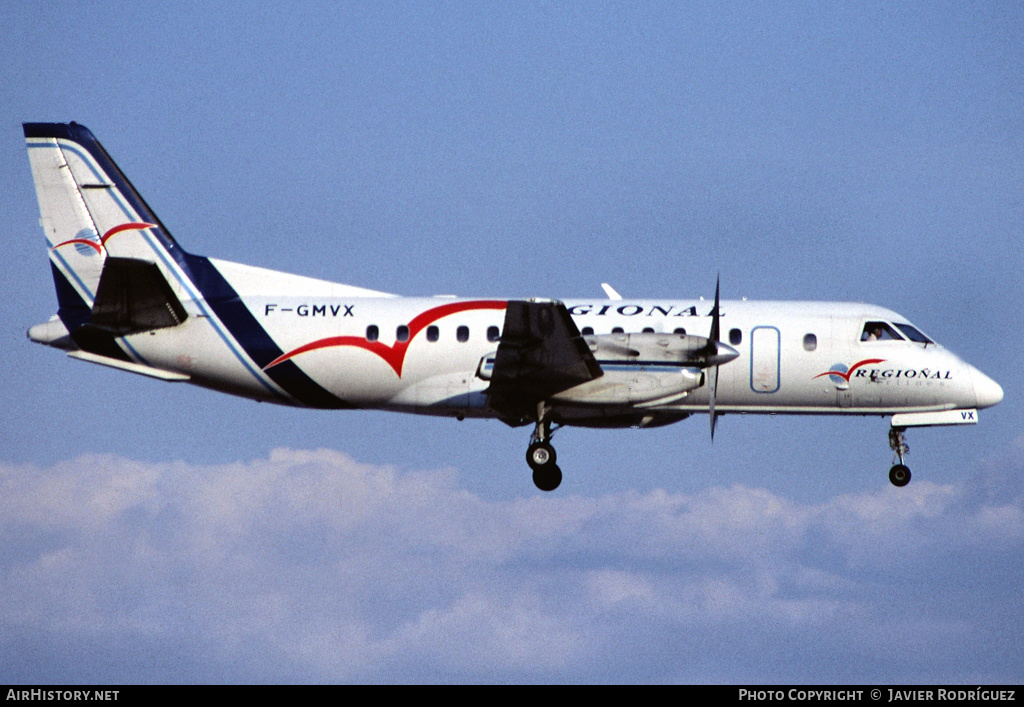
600;283;623;300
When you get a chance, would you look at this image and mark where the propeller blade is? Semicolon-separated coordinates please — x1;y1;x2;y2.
707;275;722;440
709;363;719;440
708;276;721;346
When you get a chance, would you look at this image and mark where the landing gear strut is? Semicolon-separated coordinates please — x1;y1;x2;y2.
527;403;562;491
888;427;911;487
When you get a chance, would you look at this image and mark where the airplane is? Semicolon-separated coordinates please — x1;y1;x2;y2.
23;122;1004;491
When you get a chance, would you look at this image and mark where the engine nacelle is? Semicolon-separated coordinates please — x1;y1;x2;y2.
551;332;710;406
584;331;712;364
478;331;726;406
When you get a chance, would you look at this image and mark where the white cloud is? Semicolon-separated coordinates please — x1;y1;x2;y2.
0;449;1021;683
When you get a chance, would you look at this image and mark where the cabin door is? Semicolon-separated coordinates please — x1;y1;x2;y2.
750;326;780;394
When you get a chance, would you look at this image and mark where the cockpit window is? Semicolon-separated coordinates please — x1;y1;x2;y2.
894;323;933;344
860;322;904;342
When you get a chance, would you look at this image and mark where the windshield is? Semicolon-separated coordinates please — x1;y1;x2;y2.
894;323;933;344
860;322;904;342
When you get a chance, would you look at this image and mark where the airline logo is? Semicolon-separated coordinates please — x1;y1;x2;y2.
814;359;886;384
51;222;156;256
815;359;955;383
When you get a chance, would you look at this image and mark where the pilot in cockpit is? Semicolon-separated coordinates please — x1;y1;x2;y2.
861;322;900;342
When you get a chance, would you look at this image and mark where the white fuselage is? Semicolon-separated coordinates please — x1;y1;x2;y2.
100;259;998;425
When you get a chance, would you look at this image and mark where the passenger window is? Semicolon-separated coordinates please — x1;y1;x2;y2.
396;325;409;342
729;328;742;346
803;333;817;351
487;325;500;342
457;325;469;342
581;326;594;336
861;322;903;342
426;325;439;342
366;325;379;342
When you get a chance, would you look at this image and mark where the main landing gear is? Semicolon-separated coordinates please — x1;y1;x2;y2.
888;427;911;487
527;403;562;491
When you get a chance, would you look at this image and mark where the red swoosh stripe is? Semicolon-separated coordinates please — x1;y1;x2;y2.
263;299;508;377
51;222;157;254
50;238;104;254
813;358;886;382
100;222;158;246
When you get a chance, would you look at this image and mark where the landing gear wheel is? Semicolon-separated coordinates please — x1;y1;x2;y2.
889;464;911;487
887;427;912;487
533;464;562;492
526;441;556;471
527;404;561;490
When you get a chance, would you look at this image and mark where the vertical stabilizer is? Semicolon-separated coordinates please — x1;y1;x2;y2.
24;122;193;360
24;123;354;408
24;123;188;315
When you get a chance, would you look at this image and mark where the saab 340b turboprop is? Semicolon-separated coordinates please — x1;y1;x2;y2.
24;122;1003;491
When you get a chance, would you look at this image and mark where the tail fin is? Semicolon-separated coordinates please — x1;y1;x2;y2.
24;123;358;406
25;122;189;354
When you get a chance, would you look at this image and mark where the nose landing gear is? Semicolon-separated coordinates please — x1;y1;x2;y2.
888;427;911;487
527;403;562;491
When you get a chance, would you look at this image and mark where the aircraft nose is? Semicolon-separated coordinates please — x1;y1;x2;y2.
972;367;1004;409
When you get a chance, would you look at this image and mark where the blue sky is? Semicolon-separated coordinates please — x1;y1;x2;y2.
1;1;1021;683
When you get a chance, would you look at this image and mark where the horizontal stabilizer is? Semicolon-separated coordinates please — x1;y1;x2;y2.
88;257;188;335
67;350;190;381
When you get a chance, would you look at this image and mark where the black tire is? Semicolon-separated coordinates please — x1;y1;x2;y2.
889;464;911;487
533;464;562;492
526;441;556;471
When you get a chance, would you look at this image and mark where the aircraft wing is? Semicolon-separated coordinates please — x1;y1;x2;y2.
487;299;603;423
